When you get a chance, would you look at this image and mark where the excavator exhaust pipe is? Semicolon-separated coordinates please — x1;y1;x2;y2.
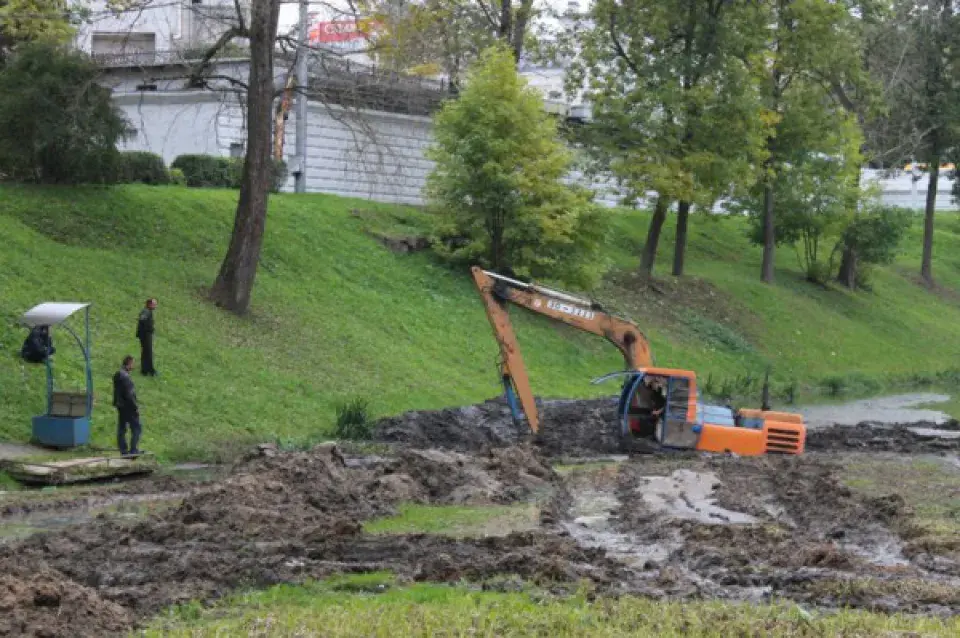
761;368;771;412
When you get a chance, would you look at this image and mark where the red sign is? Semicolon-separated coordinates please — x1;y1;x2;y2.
309;19;382;45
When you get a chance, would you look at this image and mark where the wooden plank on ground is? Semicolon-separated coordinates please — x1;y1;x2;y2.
0;455;158;486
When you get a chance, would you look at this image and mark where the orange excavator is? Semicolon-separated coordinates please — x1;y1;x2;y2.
471;266;806;455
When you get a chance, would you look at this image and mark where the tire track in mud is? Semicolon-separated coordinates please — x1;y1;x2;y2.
556;454;960;614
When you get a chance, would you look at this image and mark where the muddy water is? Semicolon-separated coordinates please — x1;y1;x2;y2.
0;493;184;543
799;393;953;428
636;470;759;525
561;485;675;566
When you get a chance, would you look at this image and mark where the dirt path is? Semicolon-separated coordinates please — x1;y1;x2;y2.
0;442;45;461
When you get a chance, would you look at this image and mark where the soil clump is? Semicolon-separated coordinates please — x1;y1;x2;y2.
374;396;623;456
0;442;620;636
807;421;960;453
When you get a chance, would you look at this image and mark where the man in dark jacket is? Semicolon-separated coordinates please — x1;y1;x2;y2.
112;355;142;456
136;298;158;376
20;326;55;363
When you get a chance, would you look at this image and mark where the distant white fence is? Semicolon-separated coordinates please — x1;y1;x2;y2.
113;90;958;211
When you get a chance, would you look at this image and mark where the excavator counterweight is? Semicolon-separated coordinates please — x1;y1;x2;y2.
471;266;806;456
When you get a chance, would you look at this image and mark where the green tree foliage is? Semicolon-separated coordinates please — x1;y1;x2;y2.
908;0;960;285
426;44;607;287
572;0;772;277
369;0;540;83
0;0;75;64
837;203;912;288
0;42;132;184
743;153;860;283
755;0;868;284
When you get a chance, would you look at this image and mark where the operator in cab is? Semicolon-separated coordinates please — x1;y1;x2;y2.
634;374;667;437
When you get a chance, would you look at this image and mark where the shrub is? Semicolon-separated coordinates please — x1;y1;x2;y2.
171;154;234;188
117;151;169;184
839;204;911;266
0;43;133;184
334;398;373;440
172;153;288;192
169;167;187;185
228;157;290;192
270;158;289;192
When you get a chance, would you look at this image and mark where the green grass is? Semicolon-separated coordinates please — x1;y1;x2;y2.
917;396;960;420
5;184;960;460
142;575;960;636
841;455;960;561
363;503;540;537
0;185;624;461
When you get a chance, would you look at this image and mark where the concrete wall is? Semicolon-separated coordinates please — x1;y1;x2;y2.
112;89;960;211
275;104;434;204
114;92;239;164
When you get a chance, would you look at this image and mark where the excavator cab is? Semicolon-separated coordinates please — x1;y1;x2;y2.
614;369;701;451
611;368;805;455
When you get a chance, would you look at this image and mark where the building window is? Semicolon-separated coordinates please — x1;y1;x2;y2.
229;143;244;158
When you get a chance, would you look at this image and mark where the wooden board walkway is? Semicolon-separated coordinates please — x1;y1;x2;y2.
0;454;158;486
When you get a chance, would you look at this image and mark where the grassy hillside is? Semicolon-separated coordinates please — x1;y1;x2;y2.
2;184;960;460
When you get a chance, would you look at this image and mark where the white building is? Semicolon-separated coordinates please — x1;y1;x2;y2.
75;1;249;57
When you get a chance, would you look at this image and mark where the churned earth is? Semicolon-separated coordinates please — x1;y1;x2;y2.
2;397;959;637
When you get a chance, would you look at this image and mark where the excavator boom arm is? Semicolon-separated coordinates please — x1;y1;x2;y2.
471;266;652;433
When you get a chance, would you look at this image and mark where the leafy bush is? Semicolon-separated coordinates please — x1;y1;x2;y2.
425;44;608;288
334;397;373;440
743;154;858;284
839;204;911;266
117;151;169;185
171;154;235;188
172;154;288;192
269;158;289;192
169;167;186;185
0;43;133;184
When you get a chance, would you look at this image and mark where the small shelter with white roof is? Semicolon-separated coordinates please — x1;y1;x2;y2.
19;302;94;448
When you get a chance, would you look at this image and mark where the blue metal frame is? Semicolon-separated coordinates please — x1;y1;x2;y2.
618;372;646;437
52;311;93;418
30;304;94;448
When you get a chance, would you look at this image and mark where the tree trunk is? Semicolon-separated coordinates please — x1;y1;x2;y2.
837;160;864;289
209;0;281;314
921;156;939;286
641;196;669;276
761;183;775;283
672;201;690;276
837;247;857;288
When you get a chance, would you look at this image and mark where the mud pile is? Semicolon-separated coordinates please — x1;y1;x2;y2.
379;446;556;504
0;443;626;635
0;565;130;638
807;421;960;453
374;396;622;456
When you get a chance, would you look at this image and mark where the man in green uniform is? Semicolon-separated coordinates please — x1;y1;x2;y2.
136;298;158;376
